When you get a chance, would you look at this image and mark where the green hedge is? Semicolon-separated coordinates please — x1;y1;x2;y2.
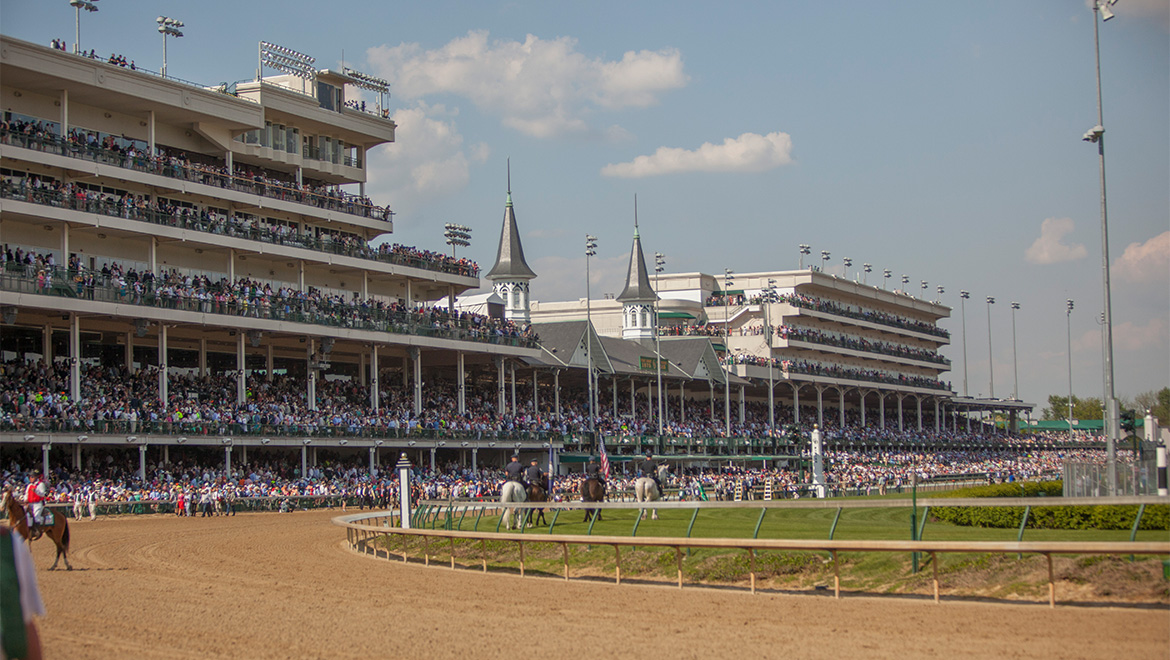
930;481;1169;531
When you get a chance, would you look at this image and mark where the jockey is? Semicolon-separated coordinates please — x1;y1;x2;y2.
640;453;663;497
24;472;48;531
504;456;524;483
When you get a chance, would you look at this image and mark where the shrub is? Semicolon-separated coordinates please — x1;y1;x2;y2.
930;481;1168;531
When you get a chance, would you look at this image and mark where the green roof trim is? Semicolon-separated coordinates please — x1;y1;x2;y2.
658;311;696;319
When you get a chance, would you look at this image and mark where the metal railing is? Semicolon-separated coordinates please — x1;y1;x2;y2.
0;128;390;222
0;264;535;348
0;180;478;277
335;498;1170;607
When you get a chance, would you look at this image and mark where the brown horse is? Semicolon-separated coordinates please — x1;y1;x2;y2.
525;481;548;527
580;478;606;522
1;488;72;570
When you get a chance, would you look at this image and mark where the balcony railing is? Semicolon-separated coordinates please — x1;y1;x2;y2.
0;179;479;278
0;264;535;349
0;127;391;222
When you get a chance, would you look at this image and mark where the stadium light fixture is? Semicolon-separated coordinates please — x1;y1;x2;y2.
69;0;98;55
156;16;184;79
798;244;811;269
723;268;735;438
444;223;472;258
959;290;970;396
843;257;852;280
654;251;667;436
1066;299;1075;440
258;41;316;82
883;269;891;289
862;263;872;285
986;297;996;398
1010;302;1021;401
585;234;598;435
819;250;830;271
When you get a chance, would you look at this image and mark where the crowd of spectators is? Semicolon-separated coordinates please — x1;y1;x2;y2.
723;353;949;391
0;116;395;223
0;247;527;347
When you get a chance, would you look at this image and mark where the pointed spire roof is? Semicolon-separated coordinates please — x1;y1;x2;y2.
616;197;657;304
486;161;536;282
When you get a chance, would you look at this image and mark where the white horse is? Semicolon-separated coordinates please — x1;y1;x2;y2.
499;481;527;530
634;464;671;520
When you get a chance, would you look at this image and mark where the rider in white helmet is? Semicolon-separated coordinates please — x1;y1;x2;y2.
24;472;48;537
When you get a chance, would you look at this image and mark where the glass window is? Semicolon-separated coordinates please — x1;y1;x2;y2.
287;128;298;154
317;82;336;111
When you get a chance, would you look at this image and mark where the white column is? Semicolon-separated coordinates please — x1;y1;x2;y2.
60;89;69;134
405;280;413;308
138;445;147;481
42;444;50;480
369;447;376;477
69;314;80;401
879;393;886;428
362;272;369;300
301;445;308;478
860;391;867;428
225;150;233;174
816;386;824;428
227;249;235;281
61;224;70;264
471;448;478;472
496;357;506;416
147;110;155;153
738;385;745;425
510;363;517;415
457;352;466;416
158;324;168;408
897;395;905;432
236;332;246;404
298;261;305;292
224;446;232;476
411;347;422;416
307;338;317;411
917;397;924;431
149;237;158;273
839;389;846;428
792;383;801;424
370;345;380;412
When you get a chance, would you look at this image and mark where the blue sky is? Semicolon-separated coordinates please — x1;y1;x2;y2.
2;0;1167;409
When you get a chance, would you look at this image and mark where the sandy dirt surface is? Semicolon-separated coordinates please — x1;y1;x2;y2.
25;510;1170;659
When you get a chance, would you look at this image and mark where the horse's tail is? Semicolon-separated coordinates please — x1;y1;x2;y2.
61;516;71;551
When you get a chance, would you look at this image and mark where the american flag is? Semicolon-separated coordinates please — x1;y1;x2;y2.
599;436;611;480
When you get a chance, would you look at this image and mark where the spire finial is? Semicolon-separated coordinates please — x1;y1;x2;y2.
507;158;511;195
633;193;639;238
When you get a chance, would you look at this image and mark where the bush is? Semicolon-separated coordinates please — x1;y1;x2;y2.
930;481;1169;531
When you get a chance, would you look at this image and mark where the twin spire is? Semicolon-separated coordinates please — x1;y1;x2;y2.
616;194;657;304
485;159;536;282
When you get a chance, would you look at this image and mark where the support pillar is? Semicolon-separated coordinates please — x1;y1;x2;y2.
934;400;941;433
370;345;380;412
879;393;886;429
266;343;273;382
792;383;801;424
138;444;147;481
198;338;206;378
69;314;80;401
158;324;168;408
897;395;905;432
61;224;70;264
240;445;246;465
127;331;135;372
163;445;169;465
471;447;478;472
457;352;466;416
496;357;506;417
236;332;246;404
307;338;317;411
739;385;746;425
860;390;867;428
679;381;685;424
630;378;636;419
369;447;377;477
149;237;158;273
301;445;308;478
146;109;154;153
73;444;81;470
816;386;825;429
411;347;422;416
227;248;234;281
61;89;69;135
42;324;52;367
224;446;232;476
509;362;517;415
917;397;924;431
839;389;846;428
42;444;50;480
532;370;539;414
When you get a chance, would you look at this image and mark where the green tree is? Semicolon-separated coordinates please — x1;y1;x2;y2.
1042;395;1103;421
1130;387;1170;426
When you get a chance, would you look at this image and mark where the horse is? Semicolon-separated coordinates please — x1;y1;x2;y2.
499;480;527;531
634;464;671;520
525;481;548;528
580;478;606;522
1;488;72;570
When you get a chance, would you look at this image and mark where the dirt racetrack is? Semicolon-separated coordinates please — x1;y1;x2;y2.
27;510;1170;659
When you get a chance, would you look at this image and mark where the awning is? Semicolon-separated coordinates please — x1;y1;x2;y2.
658;311;696;320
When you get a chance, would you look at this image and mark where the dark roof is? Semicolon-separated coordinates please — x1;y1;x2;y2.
616;226;657;303
531;320;613;374
485;193;537;281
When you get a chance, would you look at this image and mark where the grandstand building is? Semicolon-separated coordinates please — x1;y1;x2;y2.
0;35;543;476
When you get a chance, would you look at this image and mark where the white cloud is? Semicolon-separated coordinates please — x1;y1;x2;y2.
600;131;794;178
1113;231;1169;284
1024;217;1088;265
364;102;488;219
366;31;688;138
529;253;630;302
1113;317;1169;352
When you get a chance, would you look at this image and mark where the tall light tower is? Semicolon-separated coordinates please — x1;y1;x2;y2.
1067;299;1075;440
959;290;970;397
157;16;184;78
69;0;99;55
936;285;945;304
654;252;666;435
1010;302;1021;400
843;257;852;280
921;280;929;298
723;268;734;438
883;269;891;290
585;234;598;434
820;250;830;272
798;244;811;270
986;296;996;398
1086;0;1119;494
863;263;872;285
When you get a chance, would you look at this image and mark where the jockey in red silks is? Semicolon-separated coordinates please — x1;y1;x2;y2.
24;473;48;531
